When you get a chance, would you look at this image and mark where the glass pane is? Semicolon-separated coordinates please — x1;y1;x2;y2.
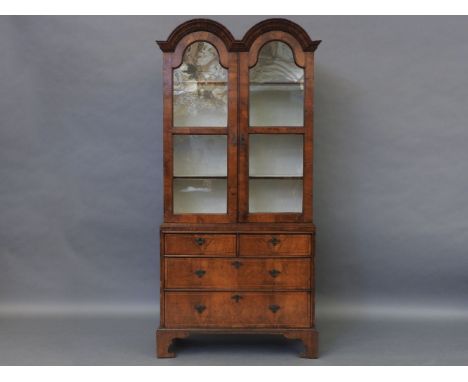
173;42;227;127
249;134;303;177
174;178;227;214
174;135;227;177
249;179;303;213
249;41;304;127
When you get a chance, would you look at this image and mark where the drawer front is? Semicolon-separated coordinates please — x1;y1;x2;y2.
164;292;310;328
165;258;311;289
165;234;236;256
239;234;311;256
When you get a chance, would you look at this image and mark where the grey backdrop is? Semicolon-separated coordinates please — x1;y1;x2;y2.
1;16;468;365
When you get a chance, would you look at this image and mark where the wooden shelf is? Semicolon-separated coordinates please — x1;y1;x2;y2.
177;81;227;84
249;176;303;180
250;81;303;85
173;176;227;179
249;127;304;134
171;127;227;135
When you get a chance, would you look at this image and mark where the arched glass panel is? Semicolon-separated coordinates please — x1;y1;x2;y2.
249;41;304;127
173;42;228;127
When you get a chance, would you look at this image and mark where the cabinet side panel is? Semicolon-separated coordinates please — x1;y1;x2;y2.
159;231;165;327
303;52;314;222
227;51;238;222
162;53;173;220
238;51;249;221
311;234;315;327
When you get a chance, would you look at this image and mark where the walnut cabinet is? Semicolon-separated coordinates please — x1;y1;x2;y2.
156;18;321;358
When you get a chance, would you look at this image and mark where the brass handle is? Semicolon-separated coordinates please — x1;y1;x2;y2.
269;236;281;246
194;304;206;314
194;237;206;246
231;261;242;269
194;269;206;278
231;294;243;303
269;269;281;278
269;304;280;313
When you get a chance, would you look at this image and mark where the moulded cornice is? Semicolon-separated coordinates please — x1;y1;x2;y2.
156;18;238;52
157;18;321;53
241;18;321;52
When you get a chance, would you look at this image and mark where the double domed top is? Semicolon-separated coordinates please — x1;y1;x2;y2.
157;18;321;53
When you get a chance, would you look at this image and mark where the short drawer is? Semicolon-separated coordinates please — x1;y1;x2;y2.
165;258;311;289
164;291;310;328
239;234;312;256
165;234;236;256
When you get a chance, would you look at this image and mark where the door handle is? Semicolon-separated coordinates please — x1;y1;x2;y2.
194;237;206;246
231;294;243;303
194;269;206;278
269;269;281;278
269;304;280;313
194;304;206;314
269;236;281;246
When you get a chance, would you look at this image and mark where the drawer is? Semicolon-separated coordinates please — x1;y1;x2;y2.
239;234;312;256
165;234;236;256
165;258;311;289
164;291;310;328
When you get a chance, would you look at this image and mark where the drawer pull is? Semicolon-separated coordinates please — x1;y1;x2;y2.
194;304;206;314
194;237;206;246
269;269;281;278
194;269;206;278
269;304;281;313
231;261;243;269
231;294;243;303
269;236;281;246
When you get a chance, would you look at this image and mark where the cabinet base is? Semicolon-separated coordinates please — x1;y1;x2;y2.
156;328;318;359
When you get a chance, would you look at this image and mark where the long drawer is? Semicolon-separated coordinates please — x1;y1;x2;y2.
165;234;236;256
165;258;311;289
164;291;310;328
239;234;312;256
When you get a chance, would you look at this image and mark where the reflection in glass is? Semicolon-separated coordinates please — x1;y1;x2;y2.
249;41;304;126
174;135;227;177
173;178;227;214
249;134;303;177
173;42;227;127
249;179;303;213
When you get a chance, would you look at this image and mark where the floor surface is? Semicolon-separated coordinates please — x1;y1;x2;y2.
1;312;467;365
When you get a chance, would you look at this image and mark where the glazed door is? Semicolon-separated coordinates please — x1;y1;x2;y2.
163;33;238;223
239;32;314;222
